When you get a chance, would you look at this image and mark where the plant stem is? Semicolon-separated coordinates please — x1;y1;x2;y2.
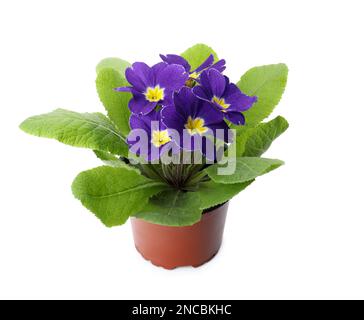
184;170;208;187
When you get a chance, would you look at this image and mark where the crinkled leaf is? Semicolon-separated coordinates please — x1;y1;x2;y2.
181;43;218;71
237;64;288;126
197;180;254;210
19;108;128;156
231;116;289;157
243;116;289;157
96;57;130;77
205;157;284;184
133;189;202;226
72;166;167;227
96;68;131;137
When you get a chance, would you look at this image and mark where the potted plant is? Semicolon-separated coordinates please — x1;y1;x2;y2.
19;44;288;269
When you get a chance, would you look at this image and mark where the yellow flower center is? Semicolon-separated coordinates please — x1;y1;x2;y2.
185;72;199;88
145;85;165;102
151;130;171;147
212;96;230;110
184;116;208;136
189;72;199;80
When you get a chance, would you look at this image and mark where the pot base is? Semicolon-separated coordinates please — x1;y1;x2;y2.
131;202;229;270
134;243;221;270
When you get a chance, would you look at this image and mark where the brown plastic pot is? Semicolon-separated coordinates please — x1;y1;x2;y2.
130;202;229;269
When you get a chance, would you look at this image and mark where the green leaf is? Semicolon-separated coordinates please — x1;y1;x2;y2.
134;189;202;226
205;157;284;184
197;180;254;210
243;116;289;157
96;68;131;137
93;150;119;162
237;64;288;126
96;57;130;77
181;43;218;71
231;116;289;157
227;126;251;158
19;109;128;156
72;166;167;227
93;150;140;172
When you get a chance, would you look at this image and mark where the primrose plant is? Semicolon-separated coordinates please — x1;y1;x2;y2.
20;44;288;227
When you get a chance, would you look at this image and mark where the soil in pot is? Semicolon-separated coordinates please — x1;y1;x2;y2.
130;202;229;269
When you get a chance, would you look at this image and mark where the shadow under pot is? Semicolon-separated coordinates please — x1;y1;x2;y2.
130;202;229;269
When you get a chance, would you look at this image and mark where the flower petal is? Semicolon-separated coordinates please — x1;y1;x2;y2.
160;88;174;106
173;87;197;118
125;62;153;92
224;83;257;112
205;69;226;97
192;85;211;101
161;105;185;134
156;64;189;91
211;59;226;73
129;113;150;133
208;121;231;143
151;62;168;82
225;111;246;125
160;54;191;72
129;93;156;115
193;54;214;73
114;86;132;92
199;70;213;96
195;101;225;126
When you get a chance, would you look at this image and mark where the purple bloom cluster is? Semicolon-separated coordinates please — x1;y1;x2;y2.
115;54;257;161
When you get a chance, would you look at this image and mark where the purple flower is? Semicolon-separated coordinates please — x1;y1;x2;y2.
115;62;188;115
161;87;229;157
159;54;225;85
127;109;178;161
193;69;257;125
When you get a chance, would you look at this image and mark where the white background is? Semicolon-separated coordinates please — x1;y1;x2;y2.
1;0;363;300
